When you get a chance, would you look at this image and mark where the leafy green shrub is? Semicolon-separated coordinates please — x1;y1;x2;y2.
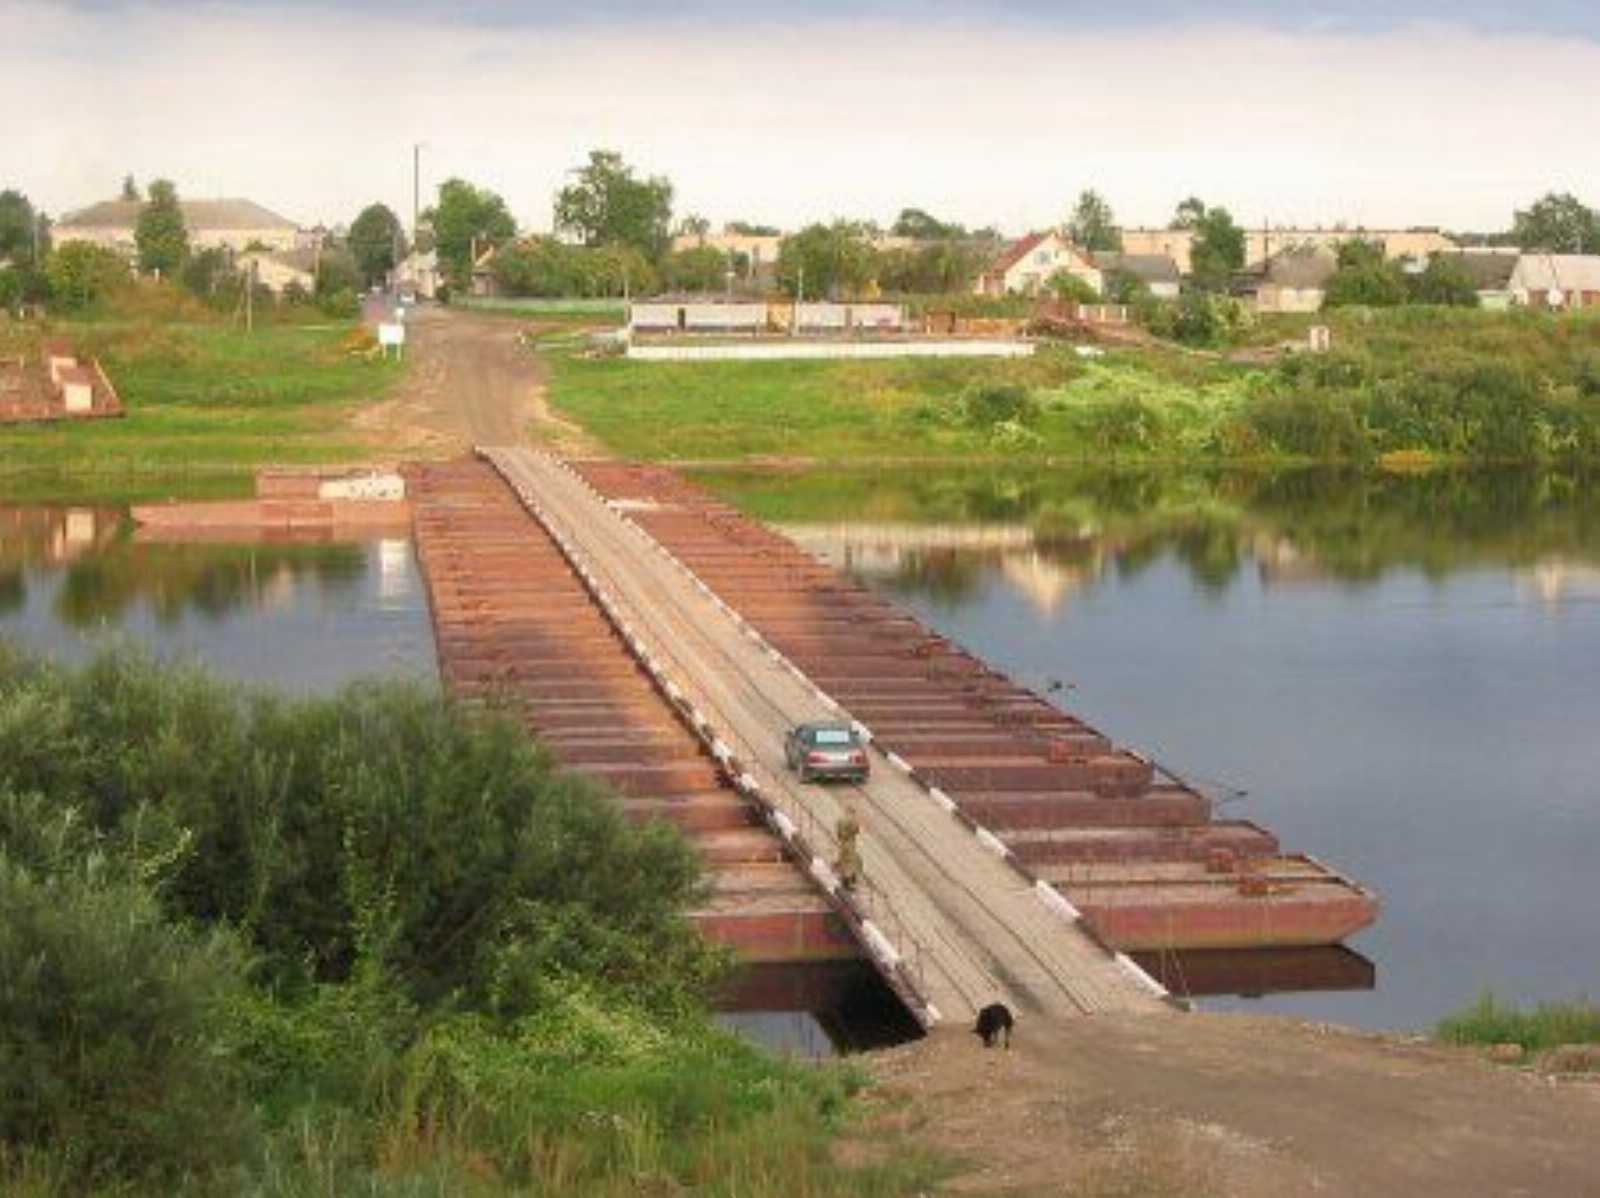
961;383;1039;428
1244;389;1368;459
0;798;253;1191
317;286;358;319
0;649;725;1016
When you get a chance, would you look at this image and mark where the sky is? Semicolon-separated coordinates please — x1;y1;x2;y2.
5;1;1600;237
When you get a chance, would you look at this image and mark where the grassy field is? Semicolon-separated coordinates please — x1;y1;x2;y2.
0;315;399;484
542;308;1600;465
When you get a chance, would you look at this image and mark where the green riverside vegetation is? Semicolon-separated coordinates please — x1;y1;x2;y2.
0;291;398;480
1437;994;1600;1054
0;646;945;1196
543;307;1600;465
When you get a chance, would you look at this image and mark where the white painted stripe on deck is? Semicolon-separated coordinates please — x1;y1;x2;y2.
1117;952;1171;998
1035;880;1082;921
975;827;1010;858
859;920;902;967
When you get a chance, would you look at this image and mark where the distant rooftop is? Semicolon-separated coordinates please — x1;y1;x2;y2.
58;198;299;231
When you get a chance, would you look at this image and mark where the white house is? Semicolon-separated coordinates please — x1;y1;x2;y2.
1506;254;1600;310
54;198;301;258
236;248;317;295
975;231;1102;297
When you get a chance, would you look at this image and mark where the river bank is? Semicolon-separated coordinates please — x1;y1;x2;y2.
540;306;1600;466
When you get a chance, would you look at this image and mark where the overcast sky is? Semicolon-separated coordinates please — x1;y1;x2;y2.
6;1;1599;236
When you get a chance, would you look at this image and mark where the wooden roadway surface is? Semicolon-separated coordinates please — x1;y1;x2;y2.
485;446;1166;1024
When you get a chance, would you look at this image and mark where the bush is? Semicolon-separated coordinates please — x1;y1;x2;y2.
0;648;725;1015
961;383;1040;429
317;286;358;319
0;796;253;1191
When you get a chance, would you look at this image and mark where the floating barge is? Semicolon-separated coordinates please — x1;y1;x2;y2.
560;460;1378;955
408;460;857;968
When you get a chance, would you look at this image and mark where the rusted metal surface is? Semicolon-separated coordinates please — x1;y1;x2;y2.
565;460;1378;955
409;460;855;965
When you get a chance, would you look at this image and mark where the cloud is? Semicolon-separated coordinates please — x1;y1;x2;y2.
5;2;1599;234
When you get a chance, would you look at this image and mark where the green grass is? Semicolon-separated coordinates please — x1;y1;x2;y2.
544;344;1150;461
541;308;1600;466
0;317;400;480
1437;993;1600;1053
453;296;627;320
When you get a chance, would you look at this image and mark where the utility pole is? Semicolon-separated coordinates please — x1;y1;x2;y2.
795;264;804;337
412;143;422;249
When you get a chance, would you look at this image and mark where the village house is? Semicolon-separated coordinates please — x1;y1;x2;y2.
1120;226;1457;275
235;247;317;295
1239;246;1339;313
393;249;441;300
1506;254;1600;310
974;231;1102;297
53;198;302;258
1431;251;1520;310
669;227;785;282
1089;252;1182;300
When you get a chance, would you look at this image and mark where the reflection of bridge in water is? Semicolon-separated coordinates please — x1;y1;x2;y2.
779;522;1103;615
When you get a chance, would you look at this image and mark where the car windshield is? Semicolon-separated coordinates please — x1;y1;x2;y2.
812;728;853;746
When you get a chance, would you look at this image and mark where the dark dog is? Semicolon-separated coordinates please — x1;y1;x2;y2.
972;1002;1014;1049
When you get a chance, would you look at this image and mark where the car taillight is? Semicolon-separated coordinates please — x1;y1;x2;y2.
850;751;866;764
806;751;828;764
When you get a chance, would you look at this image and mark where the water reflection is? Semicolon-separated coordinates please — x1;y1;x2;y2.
712;467;1600;613
0;504;435;694
697;465;1600;1030
0;506;367;627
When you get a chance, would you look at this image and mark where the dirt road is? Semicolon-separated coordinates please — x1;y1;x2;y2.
849;1015;1600;1195
348;305;599;457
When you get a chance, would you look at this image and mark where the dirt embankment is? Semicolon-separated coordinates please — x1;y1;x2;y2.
347;305;601;457
842;1012;1600;1196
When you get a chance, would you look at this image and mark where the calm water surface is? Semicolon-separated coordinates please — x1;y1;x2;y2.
0;505;436;691
696;466;1600;1032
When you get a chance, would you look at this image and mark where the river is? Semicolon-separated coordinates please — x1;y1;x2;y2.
692;465;1600;1032
4;467;1596;1034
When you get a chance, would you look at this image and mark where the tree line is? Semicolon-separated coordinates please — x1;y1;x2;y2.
5;159;1598;313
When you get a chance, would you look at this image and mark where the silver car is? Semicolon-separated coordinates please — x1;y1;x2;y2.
784;721;869;784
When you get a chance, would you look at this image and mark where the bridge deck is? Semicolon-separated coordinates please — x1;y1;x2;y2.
484;446;1165;1023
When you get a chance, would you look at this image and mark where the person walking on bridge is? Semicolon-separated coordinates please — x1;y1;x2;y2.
834;808;862;892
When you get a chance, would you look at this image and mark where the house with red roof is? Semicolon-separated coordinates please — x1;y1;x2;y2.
974;231;1103;298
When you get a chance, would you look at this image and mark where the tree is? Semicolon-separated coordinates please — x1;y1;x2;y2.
45;242;130;309
1067;190;1121;252
1048;270;1100;303
1170;196;1208;230
553;150;674;260
877;241;987;293
1186;202;1246;292
120;174;141;201
662;245;731;293
179;246;238;303
424;178;516;288
775;222;879;298
0;190;37;264
890;208;965;240
1103;268;1151;304
1409;254;1480;307
135;178;188;277
348;202;405;288
676;213;711;240
1323;241;1407;307
1510;192;1600;253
